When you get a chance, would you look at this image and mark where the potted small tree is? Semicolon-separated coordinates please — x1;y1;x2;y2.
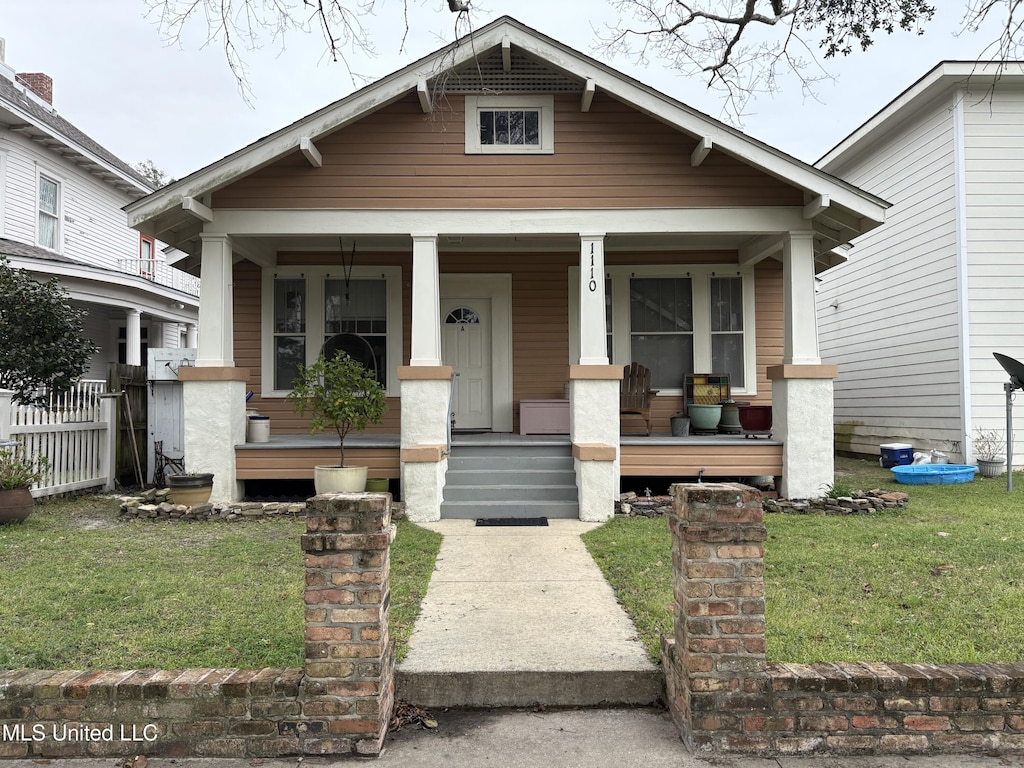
288;352;387;493
973;428;1006;478
0;442;47;524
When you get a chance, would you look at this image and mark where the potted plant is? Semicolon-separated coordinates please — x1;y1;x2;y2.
0;442;47;524
288;352;387;493
167;471;215;506
973;428;1006;478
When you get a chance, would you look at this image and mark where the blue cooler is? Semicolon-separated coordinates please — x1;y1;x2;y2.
880;442;913;468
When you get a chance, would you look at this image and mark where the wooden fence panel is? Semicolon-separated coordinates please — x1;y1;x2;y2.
107;364;148;486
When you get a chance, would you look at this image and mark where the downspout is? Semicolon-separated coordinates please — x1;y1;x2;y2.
953;87;973;461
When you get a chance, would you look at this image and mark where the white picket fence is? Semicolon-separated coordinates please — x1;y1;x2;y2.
1;381;117;498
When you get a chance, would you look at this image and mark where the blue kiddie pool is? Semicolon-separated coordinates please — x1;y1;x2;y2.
891;464;978;485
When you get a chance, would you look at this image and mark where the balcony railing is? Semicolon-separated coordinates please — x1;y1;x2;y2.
116;258;201;297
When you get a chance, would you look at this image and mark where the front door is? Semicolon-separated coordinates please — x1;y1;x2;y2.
441;299;492;430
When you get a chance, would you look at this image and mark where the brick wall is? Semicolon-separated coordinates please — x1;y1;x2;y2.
663;482;1024;756
0;493;394;759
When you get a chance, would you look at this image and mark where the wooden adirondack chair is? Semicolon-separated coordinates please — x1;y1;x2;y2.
620;363;657;435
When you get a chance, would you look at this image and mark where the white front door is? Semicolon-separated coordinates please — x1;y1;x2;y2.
441;299;493;430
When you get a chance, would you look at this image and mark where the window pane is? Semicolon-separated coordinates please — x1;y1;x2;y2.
711;276;743;332
524;111;539;144
38;214;56;249
632;334;694;390
39;177;58;214
274;336;305;390
508;111;525;144
480;111;494;145
495;111;509;144
712;334;745;388
274;279;305;333
630;277;692;333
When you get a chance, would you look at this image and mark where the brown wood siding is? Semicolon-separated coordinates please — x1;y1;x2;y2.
233;249;784;436
235;448;399;479
620;443;783;477
212;93;803;210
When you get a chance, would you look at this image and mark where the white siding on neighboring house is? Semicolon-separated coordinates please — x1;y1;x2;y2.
1;131;138;268
817;91;963;457
963;83;1024;457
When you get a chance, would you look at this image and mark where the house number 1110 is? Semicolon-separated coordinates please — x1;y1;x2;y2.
588;243;597;292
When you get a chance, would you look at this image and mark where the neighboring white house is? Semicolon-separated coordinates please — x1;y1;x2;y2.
816;61;1024;467
0;39;198;379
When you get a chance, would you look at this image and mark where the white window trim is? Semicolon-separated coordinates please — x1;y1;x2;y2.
568;264;757;397
464;94;555;155
261;265;402;398
36;168;62;253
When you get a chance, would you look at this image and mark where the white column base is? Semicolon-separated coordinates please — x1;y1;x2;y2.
575;458;616;522
773;377;835;500
401;459;447;523
183;379;245;502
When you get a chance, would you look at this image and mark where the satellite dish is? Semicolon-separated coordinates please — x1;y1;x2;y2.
321;333;377;377
994;353;1024;391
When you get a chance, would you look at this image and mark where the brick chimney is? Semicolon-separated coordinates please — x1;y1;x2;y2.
16;72;52;104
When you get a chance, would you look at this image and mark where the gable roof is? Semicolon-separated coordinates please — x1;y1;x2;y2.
818;60;1024;171
0;76;152;197
126;16;888;249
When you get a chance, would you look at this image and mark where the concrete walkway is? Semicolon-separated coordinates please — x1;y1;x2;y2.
395;519;662;708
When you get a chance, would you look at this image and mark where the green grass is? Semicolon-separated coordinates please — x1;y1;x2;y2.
0;494;440;669
583;458;1024;664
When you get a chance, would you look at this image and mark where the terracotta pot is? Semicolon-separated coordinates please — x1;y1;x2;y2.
0;487;34;524
314;466;368;494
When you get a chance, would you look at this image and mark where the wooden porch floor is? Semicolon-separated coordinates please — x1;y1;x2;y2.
235;432;783;480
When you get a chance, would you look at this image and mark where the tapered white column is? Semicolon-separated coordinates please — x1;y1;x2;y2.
185;323;198;349
125;309;142;366
782;231;819;365
579;234;608;365
196;234;235;367
410;234;441;367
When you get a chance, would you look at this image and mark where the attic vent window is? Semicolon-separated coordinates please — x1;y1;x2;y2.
465;95;553;155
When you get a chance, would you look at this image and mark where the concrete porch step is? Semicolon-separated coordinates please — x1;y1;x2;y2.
440;499;581;519
442;483;579;503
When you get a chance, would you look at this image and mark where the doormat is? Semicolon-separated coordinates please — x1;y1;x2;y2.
475;517;549;527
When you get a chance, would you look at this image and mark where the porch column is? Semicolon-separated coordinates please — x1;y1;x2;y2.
772;230;836;499
399;366;453;523
410;235;442;366
569;365;622;522
579;234;608;365
185;323;198;349
125;309;142;366
181;234;246;503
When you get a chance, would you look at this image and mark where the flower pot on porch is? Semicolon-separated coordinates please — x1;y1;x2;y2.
364;477;390;493
314;465;368;494
0;487;34;524
168;473;215;506
688;404;722;432
670;415;690;437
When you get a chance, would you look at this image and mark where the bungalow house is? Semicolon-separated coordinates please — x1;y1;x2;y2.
816;62;1024;467
125;17;888;519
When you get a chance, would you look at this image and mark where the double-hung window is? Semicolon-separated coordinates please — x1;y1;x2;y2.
571;265;755;395
38;174;60;251
263;267;401;396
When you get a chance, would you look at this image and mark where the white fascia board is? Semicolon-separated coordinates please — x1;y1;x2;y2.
818;61;1024;171
206;206;808;237
6;256;200;310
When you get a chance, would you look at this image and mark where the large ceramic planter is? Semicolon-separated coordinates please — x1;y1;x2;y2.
168;473;214;506
688;404;722;432
314;466;368;494
0;487;34;524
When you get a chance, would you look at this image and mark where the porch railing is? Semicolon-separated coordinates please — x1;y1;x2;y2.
116;258;200;298
1;381;117;498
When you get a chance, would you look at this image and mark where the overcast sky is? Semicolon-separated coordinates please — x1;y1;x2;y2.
2;1;1010;180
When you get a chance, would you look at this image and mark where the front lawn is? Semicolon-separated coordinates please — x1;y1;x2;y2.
0;495;440;669
583;458;1024;664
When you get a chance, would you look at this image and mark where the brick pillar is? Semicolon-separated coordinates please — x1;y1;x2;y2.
300;493;394;756
663;482;769;753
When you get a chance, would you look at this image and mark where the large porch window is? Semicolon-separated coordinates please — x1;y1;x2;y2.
262;266;401;397
571;265;756;396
